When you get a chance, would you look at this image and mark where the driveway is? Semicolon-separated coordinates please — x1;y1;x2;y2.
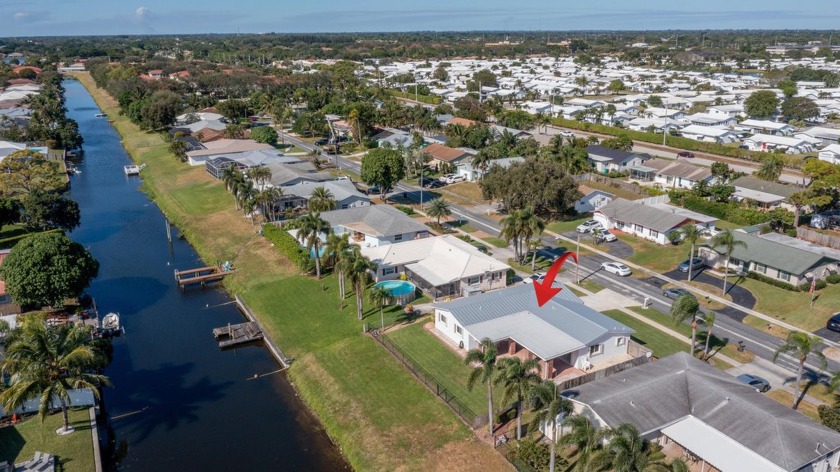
559;231;634;259
661;269;756;322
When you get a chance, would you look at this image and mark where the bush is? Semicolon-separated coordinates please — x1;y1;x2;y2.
670;194;793;227
506;438;565;472
263;224;311;271
798;279;828;292
747;271;798;291
827;274;840;284
667;231;682;245
395;204;416;216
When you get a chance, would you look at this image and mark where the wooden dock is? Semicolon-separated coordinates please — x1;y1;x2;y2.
174;265;234;289
212;321;263;348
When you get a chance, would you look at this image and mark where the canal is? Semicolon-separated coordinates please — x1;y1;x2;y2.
63;79;348;471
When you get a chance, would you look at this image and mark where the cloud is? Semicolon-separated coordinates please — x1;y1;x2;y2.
11;10;50;23
13;11;27;20
135;6;152;21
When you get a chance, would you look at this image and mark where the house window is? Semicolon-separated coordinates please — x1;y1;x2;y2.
755;263;767;274
455;325;463;335
616;337;626;346
649;229;659;238
779;270;791;282
589;344;604;357
467;276;480;285
439;313;447;326
615;220;625;228
394;234;403;241
382;267;396;276
634;224;643;233
341;204;349;209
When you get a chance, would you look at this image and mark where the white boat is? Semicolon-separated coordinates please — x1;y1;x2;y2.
95;113;107;118
102;312;120;330
124;164;145;176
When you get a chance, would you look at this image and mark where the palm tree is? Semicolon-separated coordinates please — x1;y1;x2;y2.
755;154;784;182
680;225;702;282
500;210;525;262
520;207;545;264
246;166;272;190
325;233;351;299
346;246;375;320
426;198;452;225
308;187;336;212
369;285;392;330
773;331;827;408
530;380;573;472
251;189;274;223
671;294;701;356
710;230;748;296
527;238;543;271
560;415;607;472
471;150;493;180
0;316;112;434
234;180;254;213
296;212;331;279
465;337;499;436
702;312;716;360
591;423;669;472
496;357;540;440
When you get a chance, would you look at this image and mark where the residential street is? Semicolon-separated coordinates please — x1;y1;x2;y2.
282;132;840;381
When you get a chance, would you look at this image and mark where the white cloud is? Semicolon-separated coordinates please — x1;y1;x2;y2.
135;6;151;21
13;11;28;20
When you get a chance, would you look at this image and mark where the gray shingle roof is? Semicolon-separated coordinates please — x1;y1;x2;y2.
319;205;428;238
597;198;689;232
283;180;369;204
586;145;644;164
707;231;832;276
568;352;840;472
731;176;800;199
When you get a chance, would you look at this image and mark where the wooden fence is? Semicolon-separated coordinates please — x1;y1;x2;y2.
797;227;840;250
556;350;652;392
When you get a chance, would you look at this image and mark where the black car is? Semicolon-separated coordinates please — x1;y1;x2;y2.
662;288;696;300
421;178;445;189
827;313;840;332
315;138;329;146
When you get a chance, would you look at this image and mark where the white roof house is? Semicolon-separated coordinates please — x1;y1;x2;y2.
818;143;840;165
679;125;740;143
738;119;795;136
744;134;815;154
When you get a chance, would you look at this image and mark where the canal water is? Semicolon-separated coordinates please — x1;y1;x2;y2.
63;79;348;471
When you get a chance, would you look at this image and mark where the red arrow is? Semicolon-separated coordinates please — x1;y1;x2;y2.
533;251;578;307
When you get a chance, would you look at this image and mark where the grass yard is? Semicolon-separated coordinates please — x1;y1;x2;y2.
442;182;485;204
0;409;94;472
578;279;604;294
739;278;840;333
743;314;792;340
508;255;554;275
447;220;479;233
484;236;510;248
546;216;591;234
618;234;692;273
75;73;511;472
766;390;821;421
584;180;645;201
602;309;688;359
714;220;744;231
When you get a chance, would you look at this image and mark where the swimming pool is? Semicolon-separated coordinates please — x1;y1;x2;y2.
375;280;417;302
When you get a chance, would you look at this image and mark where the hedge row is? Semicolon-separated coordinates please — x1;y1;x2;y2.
388;89;442;105
747;270;828;292
550;117;805;169
263;223;311;270
671;193;793;226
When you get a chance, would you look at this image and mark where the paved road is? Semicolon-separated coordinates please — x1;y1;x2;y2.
282;133;838;377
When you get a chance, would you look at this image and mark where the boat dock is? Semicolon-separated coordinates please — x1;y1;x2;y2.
212;321;263;348
174;264;234;289
124;163;146;176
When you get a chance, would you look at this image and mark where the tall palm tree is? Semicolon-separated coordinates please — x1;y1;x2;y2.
246;166;272;190
671;294;701;356
528;238;543;271
701;312;717;361
755;154;784;182
773;331;827;408
465;337;498;436
710;230;748;296
346;246;375;320
325;233;351;299
426;197;452;225
368;285;392;330
308;187;336;212
296;212;331;279
519;207;545;264
496;357;540;440
591;423;670;472
680;225;702;282
530;380;573;472
500;210;524;262
0;316;112;434
234;180;254;213
471;150;494;179
560;415;607;472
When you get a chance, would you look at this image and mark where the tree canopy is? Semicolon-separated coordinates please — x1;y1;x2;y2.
481;158;581;219
360;148;405;197
22;191;81;232
0;232;99;308
250;126;278;144
781;97;819;121
744;90;780;118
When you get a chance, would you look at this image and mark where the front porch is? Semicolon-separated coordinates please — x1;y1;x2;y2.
496;339;586;382
660;439;721;472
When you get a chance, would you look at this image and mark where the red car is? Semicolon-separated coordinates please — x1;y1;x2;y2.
677;151;695;158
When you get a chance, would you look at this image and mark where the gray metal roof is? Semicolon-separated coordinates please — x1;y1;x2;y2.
319;205;428;238
597;198;689;232
283;180;370;204
568;352;840;472
586;145;645;164
731;176;800;199
434;284;633;360
266;162;331;187
709;231;831;276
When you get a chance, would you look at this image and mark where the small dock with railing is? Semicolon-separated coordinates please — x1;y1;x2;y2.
212;321;263;349
174;263;234;289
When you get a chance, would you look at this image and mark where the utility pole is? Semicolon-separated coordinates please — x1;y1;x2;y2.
575;235;581;284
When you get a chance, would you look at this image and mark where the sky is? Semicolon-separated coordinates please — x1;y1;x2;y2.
2;0;840;37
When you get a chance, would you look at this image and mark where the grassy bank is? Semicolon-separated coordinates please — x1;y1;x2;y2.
74;73;510;471
0;408;94;472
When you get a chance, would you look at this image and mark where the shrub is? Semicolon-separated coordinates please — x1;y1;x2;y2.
798;279;828;292
819;405;840;433
506;438;563;472
263;224;311;270
395;204;416;216
827;274;840;284
747;271;798;291
667;231;682;245
671;194;793;227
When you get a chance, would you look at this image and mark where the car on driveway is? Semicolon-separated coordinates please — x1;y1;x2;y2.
522;272;546;284
440;174;466;184
677;151;694;158
662;288;695;300
315;138;330;146
576;220;602;233
420;177;445;188
736;374;771;393
677;257;705;272
559;130;575;138
594;230;617;243
601;262;632;276
827;313;840;332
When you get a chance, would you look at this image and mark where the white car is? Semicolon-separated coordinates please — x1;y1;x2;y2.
601;262;632;276
440;174;466;184
522;272;546;284
595;231;617;243
576;220;602;233
559;130;575;138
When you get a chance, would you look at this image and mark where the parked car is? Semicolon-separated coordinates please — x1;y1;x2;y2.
522;272;546;284
826;313;840;332
441;174;465;184
677;151;694;158
662;288;695;300
576;220;602;233
315;138;330;146
601;262;632;276
594;230;617;243
677;258;706;272
736;374;771;393
559;130;575;138
366;185;381;195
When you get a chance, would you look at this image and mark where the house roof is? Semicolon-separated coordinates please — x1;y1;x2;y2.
265;162;330;187
186;139;273;158
706;230;832;276
731;176;799;200
362;234;508;285
644;158;712;182
679;124;737;138
596;198;689;232
586;145;644;165
321;205;428;238
568;352;840;472
433;284;633;361
578;185;614;198
422;143;470;162
447;117;478;127
283;180;369;204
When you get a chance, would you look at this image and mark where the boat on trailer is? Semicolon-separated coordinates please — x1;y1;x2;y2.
124;164;146;176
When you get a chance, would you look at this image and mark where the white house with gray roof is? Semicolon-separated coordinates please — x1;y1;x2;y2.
566;352;840;472
731;176;800;211
320;205;429;248
593;198;695;245
433;284;635;379
279;180;370;211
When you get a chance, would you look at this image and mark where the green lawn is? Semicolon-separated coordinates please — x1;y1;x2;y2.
508;255;554;275
619;234;692;273
386;322;493;415
447;220;478;233
602;309;688;359
0;408;94;472
714;220;744;230
547;216;590;234
739;278;840;332
578;279;604;293
484;236;510;248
